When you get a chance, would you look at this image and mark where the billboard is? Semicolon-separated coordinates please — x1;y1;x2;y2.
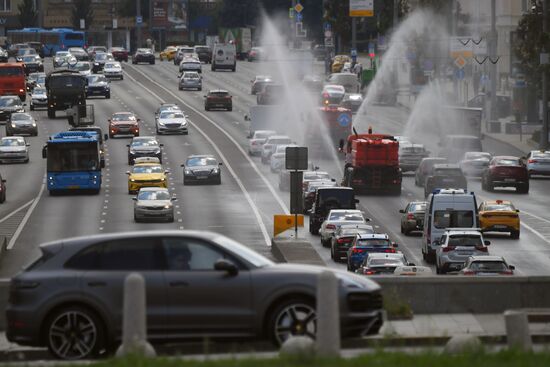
152;0;188;30
349;0;374;17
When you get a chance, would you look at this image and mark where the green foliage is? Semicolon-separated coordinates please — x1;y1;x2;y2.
71;0;94;30
383;290;413;320
323;0;351;46
117;0;150;22
402;0;451;14
17;0;37;28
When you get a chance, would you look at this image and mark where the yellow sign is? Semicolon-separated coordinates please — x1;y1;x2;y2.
349;0;374;17
274;215;304;236
454;55;467;69
294;3;304;13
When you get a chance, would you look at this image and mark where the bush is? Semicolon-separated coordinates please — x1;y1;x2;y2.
532;129;541;143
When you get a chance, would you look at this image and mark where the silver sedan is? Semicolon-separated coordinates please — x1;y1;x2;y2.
0;136;29;163
133;187;176;222
319;209;369;247
526;150;550;177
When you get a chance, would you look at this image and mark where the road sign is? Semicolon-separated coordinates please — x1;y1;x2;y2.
349;0;374;17
454;55;467;69
290;171;304;215
296;12;303;22
351;48;357;57
455;68;465;80
337;113;352;127
295;22;307;38
286;147;308;170
136;15;143;25
294;3;304;13
324;30;332;38
289;7;294;18
324;37;333;47
324;22;331;32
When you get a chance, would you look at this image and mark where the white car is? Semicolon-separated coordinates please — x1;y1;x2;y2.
260;135;292;164
103;61;123;80
30;87;47;110
270;144;297;173
71;61;92;76
248;130;277;155
526;150;550;177
53;51;74;68
133;187;176;222
179;57;202;73
156;110;188;135
320;209;369;247
0;136;30;163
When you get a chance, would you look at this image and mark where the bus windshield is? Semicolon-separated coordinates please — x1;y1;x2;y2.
47;142;99;172
0;67;24;76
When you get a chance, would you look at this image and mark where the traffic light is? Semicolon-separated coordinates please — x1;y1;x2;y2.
369;52;375;58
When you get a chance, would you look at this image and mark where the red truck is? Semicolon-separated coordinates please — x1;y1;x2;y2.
0;63;26;101
340;130;402;195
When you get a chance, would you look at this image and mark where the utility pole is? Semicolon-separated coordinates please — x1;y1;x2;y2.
136;0;142;50
542;0;549;149
488;0;497;125
393;0;398;28
351;18;357;51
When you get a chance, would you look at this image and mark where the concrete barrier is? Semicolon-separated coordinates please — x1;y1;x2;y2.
271;237;325;266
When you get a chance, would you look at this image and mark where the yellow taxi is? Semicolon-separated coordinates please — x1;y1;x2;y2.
159;46;178;61
126;157;168;194
479;200;520;239
332;55;351;73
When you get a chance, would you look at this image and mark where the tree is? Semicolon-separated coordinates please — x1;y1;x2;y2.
72;0;94;30
18;0;37;28
118;0;150;22
323;0;351;50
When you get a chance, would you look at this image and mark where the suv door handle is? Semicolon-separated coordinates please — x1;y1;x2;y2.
87;281;106;287
169;281;189;287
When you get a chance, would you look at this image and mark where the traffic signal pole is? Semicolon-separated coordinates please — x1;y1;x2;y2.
542;0;549;149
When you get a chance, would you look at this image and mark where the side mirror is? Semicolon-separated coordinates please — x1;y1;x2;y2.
203;95;207;98
132;197;137;201
219;162;223;166
26;143;30;147
408;262;416;266
42;146;47;158
126;171;131;175
164;170;170;174
484;240;491;246
107;119;111;122
171;196;178;201
355;199;359;203
23;103;27;106
160;144;164;147
126;144;130;147
244;114;250;122
214;258;238;276
104;133;108;140
100;160;105;169
516;209;520;213
399;209;405;213
180;164;185;167
331;178;336;182
509;265;515;270
137;119;141;122
392;242;399;247
521;156;526;160
1;179;5;183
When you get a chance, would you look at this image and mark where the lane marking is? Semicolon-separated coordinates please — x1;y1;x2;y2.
124;68;274;246
7;176;46;250
0;199;33;224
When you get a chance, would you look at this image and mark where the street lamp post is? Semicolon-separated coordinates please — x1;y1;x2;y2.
136;0;142;49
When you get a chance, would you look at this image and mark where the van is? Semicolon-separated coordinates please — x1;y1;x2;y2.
309;187;358;235
439;135;482;163
211;43;236;72
422;189;479;263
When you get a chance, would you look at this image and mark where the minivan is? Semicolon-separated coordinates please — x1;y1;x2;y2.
309;187;358;235
212;44;236;72
439;135;482;163
422;189;479;263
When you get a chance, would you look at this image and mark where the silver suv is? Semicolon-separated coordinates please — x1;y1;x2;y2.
179;71;202;91
435;229;490;274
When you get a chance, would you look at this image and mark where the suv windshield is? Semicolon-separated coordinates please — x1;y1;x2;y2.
187;157;218;166
317;189;354;208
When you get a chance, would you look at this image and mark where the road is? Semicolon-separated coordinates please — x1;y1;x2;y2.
0;57;549;278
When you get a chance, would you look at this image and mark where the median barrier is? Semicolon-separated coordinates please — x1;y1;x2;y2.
271;237;324;266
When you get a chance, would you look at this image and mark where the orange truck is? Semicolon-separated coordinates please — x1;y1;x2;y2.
341;130;402;195
0;63;26;101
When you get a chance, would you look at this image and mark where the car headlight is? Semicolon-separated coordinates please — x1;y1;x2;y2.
185;169;192;175
212;168;219;174
130;178;135;182
94;62;99;66
181;120;188;126
160;177;165;181
158;120;165;126
164;204;171;209
32;122;36;127
11;123;15;128
129;149;135;154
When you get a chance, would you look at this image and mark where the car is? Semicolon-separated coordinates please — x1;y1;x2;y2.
6;112;37;136
438;134;483;163
330;223;374;262
126;159;169;194
26;42;44;57
0;136;30;163
53;51;72;68
21;55;43;75
347;233;398;272
326;73;361;93
278;167;331;192
434;229;490;274
193;45;211;63
26;72;46;93
68;47;89;61
482;156;529;193
247;47;266;61
103;61;123;80
179;71;202;91
0;47;10;62
15;48;36;63
132;48;155;64
108;112;140;138
526;150;550;177
7;43;30;58
257;84;285;105
309;187;358;235
302;74;324;94
0;96;25;123
6;230;384;360
159;46;178;61
478;199;520;239
174;46;195;65
459;151;492;177
458;256;515;276
156;109;189;135
250;75;273;95
182;155;222;185
85;74;110;99
399;143;430;173
155;103;181;119
29;87;47;110
109;47;129;62
340;93;363;112
87;46;107;58
204;89;232;111
260;135;292;164
424;163;467;198
70;61;92;76
414;157;447;187
399;201;427;235
321;84;346;105
331;54;350;73
270;144;298;173
133;187;176;222
91;52;114;73
179;57;202;73
303;180;338;212
356;253;414;276
127;136;163;165
319;209;368;248
312;44;327;60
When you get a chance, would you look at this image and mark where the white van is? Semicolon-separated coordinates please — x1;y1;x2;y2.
211;43;236;72
422;189;479;263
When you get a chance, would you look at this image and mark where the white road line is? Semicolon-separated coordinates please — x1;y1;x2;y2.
7;176;46;250
124;68;275;246
520;221;550;245
0;199;33;224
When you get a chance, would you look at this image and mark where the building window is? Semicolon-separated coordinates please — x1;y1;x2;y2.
0;0;10;12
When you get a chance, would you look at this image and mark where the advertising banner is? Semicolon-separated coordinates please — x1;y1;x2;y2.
152;0;188;30
349;0;374;17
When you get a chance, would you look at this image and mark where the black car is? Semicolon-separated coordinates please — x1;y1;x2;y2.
5;112;37;136
85;74;110;99
0;96;25;123
68;47;89;61
132;48;155;65
194;45;211;63
414;157;448;187
6;230;383;360
309;187;358;235
92;52;114;73
424;164;467;197
182;154;222;185
22;55;44;75
127;136;163;165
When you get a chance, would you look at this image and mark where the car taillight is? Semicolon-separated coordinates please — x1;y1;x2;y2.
326;224;336;230
351;248;364;254
442;246;456;252
407;213;415;220
462;270;475;275
501;270;514;275
384;248;396;253
528;159;537;164
475;246;488;252
337;238;351;244
364;270;375;275
225;96;231;99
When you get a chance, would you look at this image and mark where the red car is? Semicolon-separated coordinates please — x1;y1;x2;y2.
481;156;529;193
109;47;129;62
204;89;232;111
108;112;140;138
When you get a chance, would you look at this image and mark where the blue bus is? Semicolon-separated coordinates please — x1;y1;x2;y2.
42;131;102;194
7;28;86;56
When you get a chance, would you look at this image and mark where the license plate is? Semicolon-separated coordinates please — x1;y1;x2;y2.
494;225;507;229
450;264;462;269
67;185;80;189
196;176;208;179
504;178;516;182
442;179;454;183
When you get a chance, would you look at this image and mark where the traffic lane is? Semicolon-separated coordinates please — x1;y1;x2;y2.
110;71;272;256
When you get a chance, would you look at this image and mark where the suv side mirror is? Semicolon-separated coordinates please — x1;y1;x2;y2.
399;209;405;213
408;262;416;266
391;242;399;247
214;258;238;276
104;133;109;141
484;240;491;246
509;265;515;270
355;199;360;203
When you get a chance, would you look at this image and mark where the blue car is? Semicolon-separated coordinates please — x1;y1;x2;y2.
347;233;399;272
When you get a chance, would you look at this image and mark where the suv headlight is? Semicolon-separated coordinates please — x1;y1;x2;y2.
212;168;219;174
185;169;192;175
